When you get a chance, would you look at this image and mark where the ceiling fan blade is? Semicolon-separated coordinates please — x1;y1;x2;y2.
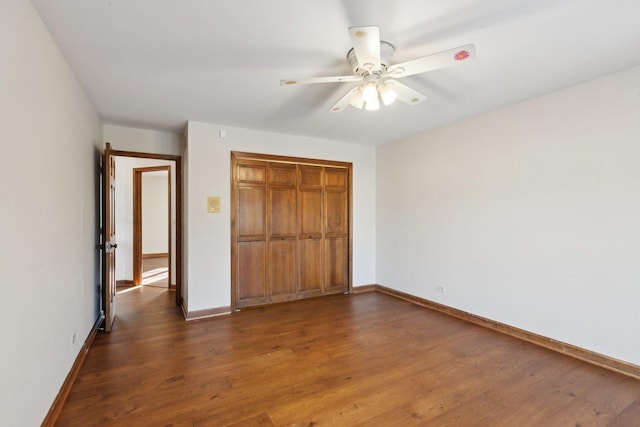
348;26;381;72
386;44;476;78
385;79;427;105
328;87;360;113
280;75;361;86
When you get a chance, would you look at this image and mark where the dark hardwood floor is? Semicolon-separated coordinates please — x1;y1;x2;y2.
55;288;640;426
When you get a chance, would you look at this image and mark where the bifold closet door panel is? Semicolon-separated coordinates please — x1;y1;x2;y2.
235;161;268;306
298;165;324;294
324;167;349;293
268;163;297;300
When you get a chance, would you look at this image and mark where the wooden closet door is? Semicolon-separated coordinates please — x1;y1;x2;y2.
298;165;324;296
324;167;349;294
235;160;267;308
267;163;297;301
232;152;352;310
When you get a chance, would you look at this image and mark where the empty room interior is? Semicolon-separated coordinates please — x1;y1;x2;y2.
2;0;640;425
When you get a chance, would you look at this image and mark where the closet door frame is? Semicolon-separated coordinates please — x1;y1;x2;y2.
231;151;353;310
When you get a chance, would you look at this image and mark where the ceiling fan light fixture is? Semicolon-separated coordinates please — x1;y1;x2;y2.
378;83;398;106
365;95;380;111
349;88;365;109
362;82;378;103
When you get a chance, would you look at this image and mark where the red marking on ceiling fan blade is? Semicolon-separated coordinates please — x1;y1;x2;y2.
454;50;470;61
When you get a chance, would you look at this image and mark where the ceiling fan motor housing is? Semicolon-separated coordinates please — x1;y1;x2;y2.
347;41;395;76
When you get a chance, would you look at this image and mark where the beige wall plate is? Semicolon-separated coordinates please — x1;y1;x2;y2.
207;196;221;213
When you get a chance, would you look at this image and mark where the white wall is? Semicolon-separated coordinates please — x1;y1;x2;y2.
185;121;377;312
114;157;175;284
104;124;182;156
0;1;103;425
142;172;169;254
377;65;640;366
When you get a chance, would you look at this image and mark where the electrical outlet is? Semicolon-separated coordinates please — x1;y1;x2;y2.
72;333;76;344
436;285;446;293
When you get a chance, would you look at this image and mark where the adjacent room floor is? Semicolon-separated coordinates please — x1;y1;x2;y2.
115;255;169;294
55;288;640;426
141;255;169;288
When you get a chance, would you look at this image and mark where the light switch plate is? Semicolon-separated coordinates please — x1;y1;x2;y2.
207;196;221;213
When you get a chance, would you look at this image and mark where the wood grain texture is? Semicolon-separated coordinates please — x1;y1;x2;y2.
231;152;352;310
55;287;640;426
365;284;640;381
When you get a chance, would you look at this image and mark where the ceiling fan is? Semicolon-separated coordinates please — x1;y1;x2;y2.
281;26;476;112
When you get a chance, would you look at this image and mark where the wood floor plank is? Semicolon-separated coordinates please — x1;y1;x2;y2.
54;287;640;426
608;399;640;427
223;412;275;427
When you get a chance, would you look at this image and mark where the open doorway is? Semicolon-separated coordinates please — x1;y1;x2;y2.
109;149;182;306
133;166;171;289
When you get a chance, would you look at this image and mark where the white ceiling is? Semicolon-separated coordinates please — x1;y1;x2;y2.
31;0;640;146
